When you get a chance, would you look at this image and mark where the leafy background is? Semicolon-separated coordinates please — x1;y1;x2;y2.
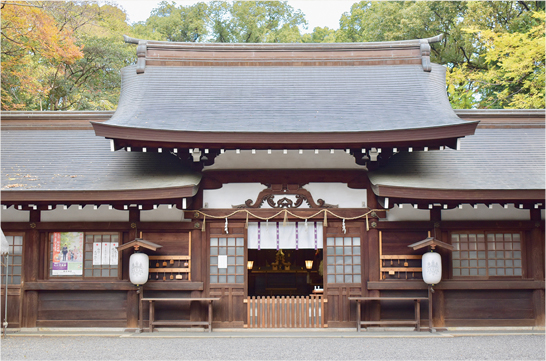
1;1;544;111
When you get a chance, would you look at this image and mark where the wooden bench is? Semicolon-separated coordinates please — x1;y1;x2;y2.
348;297;429;332
140;297;221;332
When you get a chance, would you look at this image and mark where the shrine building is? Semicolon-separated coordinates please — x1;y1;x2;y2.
1;35;544;331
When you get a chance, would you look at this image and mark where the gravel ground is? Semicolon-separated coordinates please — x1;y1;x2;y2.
1;335;545;361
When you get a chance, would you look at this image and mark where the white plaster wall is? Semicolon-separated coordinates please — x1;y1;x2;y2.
1;208;29;222
140;205;188;222
203;182;366;209
304;183;366;208
204;183;268;209
386;205;430;221
41;205;128;222
441;204;530;221
205;149;362;170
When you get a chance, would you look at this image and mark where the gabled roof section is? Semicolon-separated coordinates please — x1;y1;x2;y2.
92;36;477;155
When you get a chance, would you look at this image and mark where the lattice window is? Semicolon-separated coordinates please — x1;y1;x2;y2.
452;232;522;277
49;232;119;278
210;237;245;284
84;234;119;278
325;236;361;284
1;235;23;285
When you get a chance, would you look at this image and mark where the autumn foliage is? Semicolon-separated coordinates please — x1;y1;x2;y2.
1;2;83;110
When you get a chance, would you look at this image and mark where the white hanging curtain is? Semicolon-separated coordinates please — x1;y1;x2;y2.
247;222;323;250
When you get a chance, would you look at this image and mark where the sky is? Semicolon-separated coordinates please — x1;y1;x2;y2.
113;0;357;32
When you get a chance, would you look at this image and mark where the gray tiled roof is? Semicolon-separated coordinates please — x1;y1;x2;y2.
368;128;545;190
104;63;467;133
1;130;201;191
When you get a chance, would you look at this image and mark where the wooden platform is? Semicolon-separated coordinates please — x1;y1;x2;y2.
140;297;221;332
348;297;429;332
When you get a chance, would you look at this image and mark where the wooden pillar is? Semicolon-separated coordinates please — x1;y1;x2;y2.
22;210;41;328
190;229;204;322
125;208;140;328
429;207;445;328
366;190;380;321
126;290;139;329
530;209;545;327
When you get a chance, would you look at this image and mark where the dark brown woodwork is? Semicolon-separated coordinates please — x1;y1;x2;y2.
36;291;127;327
93;121;476;151
443;290;535;326
372;184;544;203
1;186;198;204
367;280;545;290
126;290;139;328
202;170;369;190
190;229;203;323
233;184;337;209
22;290;38;328
207;224;246;328
1;111;112;130
377;220;540;231
142;282;204;291
1;288;22;329
185;209;386;221
24;281;137;291
433;290;445;327
25;229;40;282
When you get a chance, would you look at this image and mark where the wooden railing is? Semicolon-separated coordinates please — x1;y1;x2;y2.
244;295;327;328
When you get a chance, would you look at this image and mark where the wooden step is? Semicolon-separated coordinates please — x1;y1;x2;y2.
359;320;417;325
151;321;210;326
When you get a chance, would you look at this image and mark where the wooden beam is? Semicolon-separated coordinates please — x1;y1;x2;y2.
24;281;137;291
367;280;545;291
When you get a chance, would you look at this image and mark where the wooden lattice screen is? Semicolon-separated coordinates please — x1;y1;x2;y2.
244;295;327;328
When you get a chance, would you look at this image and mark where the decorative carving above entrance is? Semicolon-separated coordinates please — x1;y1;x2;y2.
233;184;337;209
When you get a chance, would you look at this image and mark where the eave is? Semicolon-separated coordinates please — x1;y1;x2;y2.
1;185;198;206
92;121;478;150
371;184;545;204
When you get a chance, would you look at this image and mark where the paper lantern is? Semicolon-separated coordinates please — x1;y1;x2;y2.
129;252;149;286
422;251;442;285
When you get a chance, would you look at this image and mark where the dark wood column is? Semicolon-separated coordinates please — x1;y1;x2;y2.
23;210;41;327
365;189;380;321
126;208;140;329
530;209;545;327
190;228;205;322
430;207;445;328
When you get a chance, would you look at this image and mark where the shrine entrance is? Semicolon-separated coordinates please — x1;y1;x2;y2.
247;249;323;297
244;222;326;328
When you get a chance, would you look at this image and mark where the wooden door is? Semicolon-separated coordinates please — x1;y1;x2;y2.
324;221;364;327
208;223;246;328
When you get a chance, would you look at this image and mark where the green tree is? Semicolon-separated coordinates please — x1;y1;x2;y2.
464;11;545;108
333;1;544;109
132;1;307;43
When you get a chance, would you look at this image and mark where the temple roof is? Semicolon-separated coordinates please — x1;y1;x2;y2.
1;129;201;205
92;36;477;153
368;125;545;203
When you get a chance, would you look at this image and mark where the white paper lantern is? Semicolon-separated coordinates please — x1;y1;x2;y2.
129;252;149;286
422;251;442;285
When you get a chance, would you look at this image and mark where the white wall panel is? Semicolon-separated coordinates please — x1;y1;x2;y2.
204;182;366;209
140;205;187;222
41;205;128;222
1;208;29;222
386;205;430;221
442;204;529;221
205;149;361;170
304;183;366;208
